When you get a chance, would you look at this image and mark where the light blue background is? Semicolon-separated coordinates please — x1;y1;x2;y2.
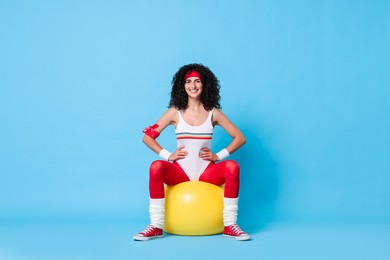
1;0;389;259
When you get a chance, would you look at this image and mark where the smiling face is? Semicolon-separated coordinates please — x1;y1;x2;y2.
184;77;203;99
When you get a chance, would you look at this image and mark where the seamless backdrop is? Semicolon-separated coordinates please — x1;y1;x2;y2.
1;0;389;229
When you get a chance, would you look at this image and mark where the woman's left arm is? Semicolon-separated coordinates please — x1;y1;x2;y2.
199;108;246;161
213;108;246;154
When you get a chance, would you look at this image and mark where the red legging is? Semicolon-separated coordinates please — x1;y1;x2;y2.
149;160;240;199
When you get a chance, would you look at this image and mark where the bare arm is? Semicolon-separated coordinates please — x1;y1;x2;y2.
142;107;187;161
142;108;175;154
199;108;246;161
213;108;246;154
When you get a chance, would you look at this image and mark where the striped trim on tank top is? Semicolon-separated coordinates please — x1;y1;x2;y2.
176;132;213;140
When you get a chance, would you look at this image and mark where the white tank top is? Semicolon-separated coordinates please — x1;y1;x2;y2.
175;109;214;180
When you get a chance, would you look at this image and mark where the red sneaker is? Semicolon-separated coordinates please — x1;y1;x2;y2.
133;225;163;241
223;224;251;241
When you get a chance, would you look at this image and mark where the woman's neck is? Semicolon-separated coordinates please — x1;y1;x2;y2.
186;98;203;111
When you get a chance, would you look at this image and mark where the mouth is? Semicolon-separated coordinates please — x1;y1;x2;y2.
189;89;199;93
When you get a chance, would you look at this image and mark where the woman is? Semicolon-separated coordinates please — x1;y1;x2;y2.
133;64;250;241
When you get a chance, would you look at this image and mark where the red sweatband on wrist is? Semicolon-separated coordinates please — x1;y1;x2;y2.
143;124;160;139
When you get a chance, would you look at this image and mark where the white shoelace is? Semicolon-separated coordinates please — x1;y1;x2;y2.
142;225;156;234
231;224;244;234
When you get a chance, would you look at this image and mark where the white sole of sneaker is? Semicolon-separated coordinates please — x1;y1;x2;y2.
223;234;251;241
133;235;163;241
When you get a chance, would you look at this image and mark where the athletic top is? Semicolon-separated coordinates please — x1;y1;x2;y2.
175;109;214;180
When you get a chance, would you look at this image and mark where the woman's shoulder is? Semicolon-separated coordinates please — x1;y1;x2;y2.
212;107;224;117
211;107;224;124
165;107;179;124
167;106;181;116
166;106;177;113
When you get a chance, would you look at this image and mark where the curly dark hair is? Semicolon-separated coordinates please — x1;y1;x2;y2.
169;63;221;111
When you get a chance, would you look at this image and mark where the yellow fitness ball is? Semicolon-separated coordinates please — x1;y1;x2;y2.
164;181;224;236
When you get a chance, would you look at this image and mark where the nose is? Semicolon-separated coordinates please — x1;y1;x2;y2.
189;81;196;88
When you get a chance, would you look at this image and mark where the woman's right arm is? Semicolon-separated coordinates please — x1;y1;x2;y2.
142;107;187;161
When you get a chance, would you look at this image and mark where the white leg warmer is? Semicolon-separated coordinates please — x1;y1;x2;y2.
223;197;238;226
149;198;165;229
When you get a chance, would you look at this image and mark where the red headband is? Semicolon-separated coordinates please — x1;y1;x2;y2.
185;70;201;80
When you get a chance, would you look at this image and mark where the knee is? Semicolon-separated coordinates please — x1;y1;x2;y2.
149;160;166;178
224;160;240;178
225;160;240;171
